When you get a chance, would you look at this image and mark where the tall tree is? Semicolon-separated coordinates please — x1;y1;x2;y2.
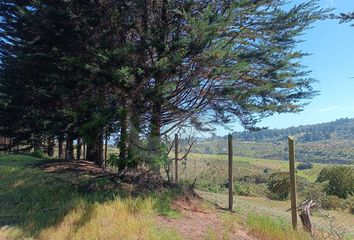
0;0;327;172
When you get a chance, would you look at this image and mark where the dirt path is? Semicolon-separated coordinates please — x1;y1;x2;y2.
156;198;257;240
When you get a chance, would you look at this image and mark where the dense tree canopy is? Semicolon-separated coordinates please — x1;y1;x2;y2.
0;0;326;170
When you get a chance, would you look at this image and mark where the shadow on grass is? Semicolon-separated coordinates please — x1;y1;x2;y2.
0;154;179;239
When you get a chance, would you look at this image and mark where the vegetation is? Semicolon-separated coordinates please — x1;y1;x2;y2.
219;212;309;240
297;162;314;170
192;118;354;164
230;118;354;143
267;172;290;201
0;154;182;240
0;0;352;239
317;166;354;199
0;0;325;171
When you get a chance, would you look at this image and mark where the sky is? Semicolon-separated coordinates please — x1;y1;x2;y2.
214;0;354;136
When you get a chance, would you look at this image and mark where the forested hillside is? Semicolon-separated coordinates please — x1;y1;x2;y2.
192;118;354;164
231;118;354;143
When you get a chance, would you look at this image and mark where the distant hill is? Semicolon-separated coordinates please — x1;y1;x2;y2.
191;118;354;164
230;118;354;143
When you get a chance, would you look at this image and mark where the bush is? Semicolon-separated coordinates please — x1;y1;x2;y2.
267;172;289;201
107;153;119;167
317;166;354;199
238;174;268;184
297;162;313;170
321;195;347;210
298;182;326;204
234;183;255;197
346;196;354;214
28;149;45;158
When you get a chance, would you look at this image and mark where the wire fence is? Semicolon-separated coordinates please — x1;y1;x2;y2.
172;136;354;240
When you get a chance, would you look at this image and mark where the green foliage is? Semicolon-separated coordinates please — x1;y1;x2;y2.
0;0;326;157
267;172;289;201
321;195;347;210
107;153;119;167
234;183;256;197
192;118;354;165
28;150;46;159
146;142;170;170
245;213;309;240
298;182;326;203
297;162;314;170
317;166;354;199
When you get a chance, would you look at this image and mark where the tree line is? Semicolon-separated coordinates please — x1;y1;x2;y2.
0;0;326;171
227;118;354;143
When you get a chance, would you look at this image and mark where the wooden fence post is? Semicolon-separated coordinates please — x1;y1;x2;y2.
288;136;298;230
175;134;179;184
228;134;233;211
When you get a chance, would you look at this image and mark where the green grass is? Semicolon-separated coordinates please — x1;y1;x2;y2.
198;190;354;240
192;139;354;165
183;153;326;181
175;153;354;239
244;213;309;240
0;153;182;240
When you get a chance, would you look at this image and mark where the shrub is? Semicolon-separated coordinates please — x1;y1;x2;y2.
346;196;354;214
297;162;313;170
107;153;119;167
267;172;289;201
238;174;268;184
321;195;347;210
317;166;354;199
298;182;326;204
234;183;255;197
28;149;45;158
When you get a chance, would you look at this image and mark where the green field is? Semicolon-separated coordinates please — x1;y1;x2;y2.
191;139;354;165
179;153;326;181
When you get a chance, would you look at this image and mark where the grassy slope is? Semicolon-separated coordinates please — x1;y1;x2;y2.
192;139;354;164
0;154;181;240
178;153;354;239
180;153;325;182
199;191;354;238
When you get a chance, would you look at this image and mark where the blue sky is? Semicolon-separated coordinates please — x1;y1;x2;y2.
215;0;354;136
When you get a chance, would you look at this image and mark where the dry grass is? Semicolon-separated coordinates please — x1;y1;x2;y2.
35;198;180;240
0;154;181;240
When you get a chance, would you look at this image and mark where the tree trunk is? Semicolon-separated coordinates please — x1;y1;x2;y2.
118;106;128;166
58;136;63;159
47;137;54;157
76;138;82;160
127;106;140;167
65;136;74;160
150;102;162;172
33;134;42;153
83;143;86;160
96;132;104;167
86;142;95;162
